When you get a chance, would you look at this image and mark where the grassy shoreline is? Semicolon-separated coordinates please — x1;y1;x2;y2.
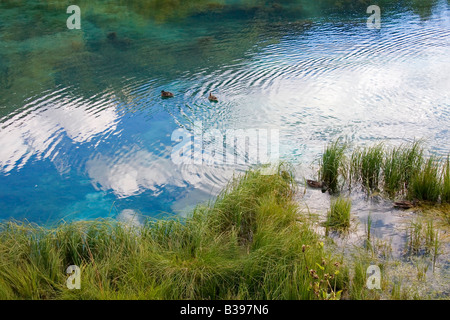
0;164;348;300
0;157;448;300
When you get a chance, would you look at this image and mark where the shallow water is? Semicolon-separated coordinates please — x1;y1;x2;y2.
0;0;449;227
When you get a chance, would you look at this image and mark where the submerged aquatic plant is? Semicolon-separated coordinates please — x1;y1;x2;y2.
406;218;440;259
407;218;423;255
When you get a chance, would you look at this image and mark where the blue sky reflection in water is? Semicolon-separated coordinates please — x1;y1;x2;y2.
0;0;449;224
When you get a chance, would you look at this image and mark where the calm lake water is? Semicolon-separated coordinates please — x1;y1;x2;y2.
0;0;449;225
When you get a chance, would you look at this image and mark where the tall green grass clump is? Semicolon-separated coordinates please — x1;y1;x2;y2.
0;165;348;300
351;143;384;191
319;138;347;193
401;140;424;188
324;196;351;233
383;146;405;196
442;155;450;203
408;156;441;202
383;141;424;197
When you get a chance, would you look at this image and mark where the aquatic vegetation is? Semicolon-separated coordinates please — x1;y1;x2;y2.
408;156;442;203
422;220;441;272
400;140;425;188
382;143;417;196
319;139;347;193
413;258;429;282
383;146;404;196
324;196;351;233
390;280;415;300
0;166;347;300
382;141;424;197
442;155;450;203
407;218;424;255
351;143;384;191
406;218;441;259
316;139;450;205
365;213;373;252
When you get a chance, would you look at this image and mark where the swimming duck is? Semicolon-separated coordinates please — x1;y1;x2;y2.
393;199;418;209
161;90;174;98
208;92;218;102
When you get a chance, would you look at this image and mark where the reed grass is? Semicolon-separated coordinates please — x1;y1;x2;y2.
319;139;347;193
324;196;351;232
0;165;347;300
316;139;450;205
442;155;450;203
407;218;423;255
406;218;440;260
383;141;424;197
408;156;442;202
401;140;425;186
383;149;402;196
351;143;384;191
383;146;404;196
320;139;428;198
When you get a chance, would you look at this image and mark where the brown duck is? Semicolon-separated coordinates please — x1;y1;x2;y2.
393;199;418;209
208;92;218;102
306;180;329;193
161;90;174;98
307;180;323;188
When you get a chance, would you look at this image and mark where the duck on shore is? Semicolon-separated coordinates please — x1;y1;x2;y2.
161;90;174;98
393;199;418;209
208;92;218;102
306;180;329;193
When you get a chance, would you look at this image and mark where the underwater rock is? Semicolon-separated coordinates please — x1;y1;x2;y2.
197;36;214;46
107;32;117;41
271;3;283;10
106;32;132;49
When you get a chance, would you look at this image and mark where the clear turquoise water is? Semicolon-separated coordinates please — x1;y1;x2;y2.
0;0;449;224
